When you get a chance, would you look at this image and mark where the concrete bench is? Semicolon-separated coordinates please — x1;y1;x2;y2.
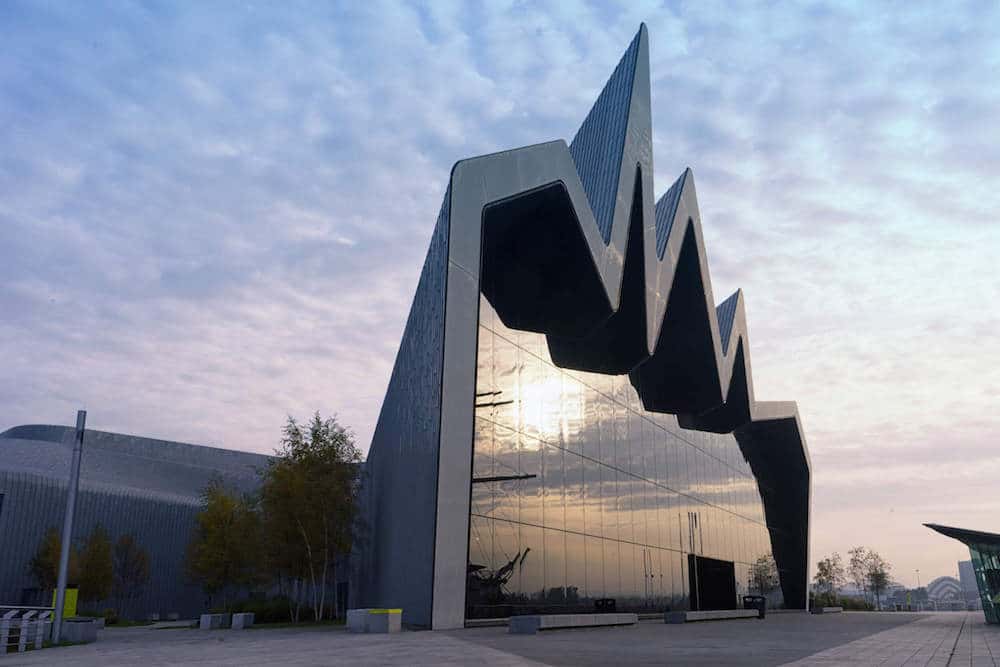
199;613;230;630
231;613;255;630
665;609;759;624
810;606;843;614
347;608;402;633
62;618;99;643
509;613;638;634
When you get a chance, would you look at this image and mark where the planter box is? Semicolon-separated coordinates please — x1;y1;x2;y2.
231;613;254;630
62;618;98;644
509;613;637;634
811;606;844;614
347;608;402;633
199;613;230;630
665;609;758;624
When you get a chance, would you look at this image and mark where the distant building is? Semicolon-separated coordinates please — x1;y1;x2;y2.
959;560;981;608
0;424;270;617
926;576;961;601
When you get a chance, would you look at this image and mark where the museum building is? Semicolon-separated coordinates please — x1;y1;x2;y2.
0;424;270;616
353;25;811;630
926;524;1000;624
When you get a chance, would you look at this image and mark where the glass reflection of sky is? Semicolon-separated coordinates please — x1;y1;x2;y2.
468;296;782;618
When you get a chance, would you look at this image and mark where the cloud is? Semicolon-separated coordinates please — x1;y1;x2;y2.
1;1;998;583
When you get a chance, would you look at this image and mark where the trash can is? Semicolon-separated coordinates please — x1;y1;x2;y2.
743;595;766;619
595;598;616;613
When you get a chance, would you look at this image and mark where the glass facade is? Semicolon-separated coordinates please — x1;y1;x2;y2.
969;544;1000;624
466;296;783;619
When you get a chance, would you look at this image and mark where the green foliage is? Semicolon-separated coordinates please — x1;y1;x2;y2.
183;412;361;623
28;526;79;592
846;546;893;610
185;479;262;608
78;524;114;603
809;591;874;610
259;413;361;622
213;596;295;624
113;533;151;617
847;546;869;600
838;595;874;611
750;554;779;594
814;552;846;597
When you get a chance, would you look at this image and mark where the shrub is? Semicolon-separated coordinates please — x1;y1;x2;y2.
210;597;294;624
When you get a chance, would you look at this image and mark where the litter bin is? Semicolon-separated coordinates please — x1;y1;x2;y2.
743;595;766;619
595;598;616;613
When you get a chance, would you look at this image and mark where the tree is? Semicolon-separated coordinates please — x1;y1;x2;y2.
113;534;151;617
814;552;845;603
750;554;779;595
866;552;891;610
260;413;361;622
847;546;893;610
78;524;114;604
185;479;262;610
848;546;870;604
28;527;79;593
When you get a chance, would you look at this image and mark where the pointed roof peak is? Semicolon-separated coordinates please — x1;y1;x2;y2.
569;26;647;243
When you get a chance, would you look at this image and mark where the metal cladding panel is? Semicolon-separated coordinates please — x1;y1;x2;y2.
0;426;268;502
0;470;204;616
366;24;811;628
569;30;640;243
0;429;270;615
355;192;450;628
925;524;1000;549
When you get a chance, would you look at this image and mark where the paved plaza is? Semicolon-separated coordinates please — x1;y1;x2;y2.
3;612;998;666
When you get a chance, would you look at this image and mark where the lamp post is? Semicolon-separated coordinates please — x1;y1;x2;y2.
52;410;86;644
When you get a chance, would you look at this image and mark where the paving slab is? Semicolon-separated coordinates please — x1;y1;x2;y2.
783;612;1000;667
4;611;992;667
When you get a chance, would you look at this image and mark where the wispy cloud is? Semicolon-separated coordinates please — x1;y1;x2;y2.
2;1;998;582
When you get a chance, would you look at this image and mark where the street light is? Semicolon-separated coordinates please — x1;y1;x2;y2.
53;410;86;644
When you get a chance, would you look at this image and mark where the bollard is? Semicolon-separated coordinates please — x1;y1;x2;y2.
18;611;37;652
35;611;52;649
1;609;17;653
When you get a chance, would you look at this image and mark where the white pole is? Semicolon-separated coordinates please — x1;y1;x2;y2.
52;410;86;644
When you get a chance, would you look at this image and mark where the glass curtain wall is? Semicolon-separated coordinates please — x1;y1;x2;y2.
466;296;783;619
969;544;1000;624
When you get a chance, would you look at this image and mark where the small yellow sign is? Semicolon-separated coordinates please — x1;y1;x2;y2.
52;588;79;618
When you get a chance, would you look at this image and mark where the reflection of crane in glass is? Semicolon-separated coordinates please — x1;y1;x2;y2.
475;390;513;409
467;548;532;607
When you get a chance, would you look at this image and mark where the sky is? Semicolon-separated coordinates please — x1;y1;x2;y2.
2;1;999;588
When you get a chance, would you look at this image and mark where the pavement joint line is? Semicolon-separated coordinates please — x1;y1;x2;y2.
944;613;967;667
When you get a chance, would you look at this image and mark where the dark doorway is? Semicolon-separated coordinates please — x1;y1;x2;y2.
688;555;737;611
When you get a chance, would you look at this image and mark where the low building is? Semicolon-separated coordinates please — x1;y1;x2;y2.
926;524;1000;624
353;25;811;630
0;424;270;617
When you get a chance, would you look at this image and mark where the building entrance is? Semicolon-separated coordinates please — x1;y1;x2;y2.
688;555;737;611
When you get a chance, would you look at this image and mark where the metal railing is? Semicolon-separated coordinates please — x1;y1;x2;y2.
1;606;54;656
